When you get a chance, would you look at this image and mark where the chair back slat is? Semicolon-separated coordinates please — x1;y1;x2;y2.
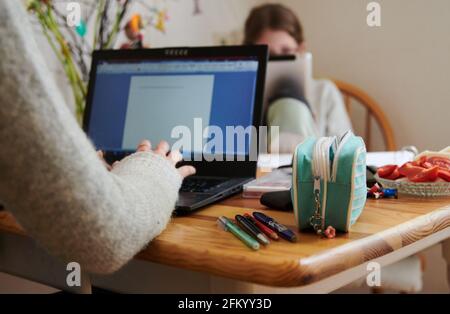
365;110;372;151
344;94;352;120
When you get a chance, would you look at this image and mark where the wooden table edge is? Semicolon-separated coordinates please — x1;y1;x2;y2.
1;205;450;288
136;205;450;287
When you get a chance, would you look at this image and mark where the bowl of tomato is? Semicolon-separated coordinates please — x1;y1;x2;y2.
375;148;450;197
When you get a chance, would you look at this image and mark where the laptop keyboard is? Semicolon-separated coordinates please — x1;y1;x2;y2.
180;177;226;193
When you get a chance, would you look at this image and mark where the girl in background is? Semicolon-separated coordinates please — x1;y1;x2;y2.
244;4;352;153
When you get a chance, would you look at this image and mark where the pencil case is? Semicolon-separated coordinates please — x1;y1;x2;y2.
291;131;367;233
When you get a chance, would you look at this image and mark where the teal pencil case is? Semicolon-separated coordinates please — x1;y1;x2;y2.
291;131;367;234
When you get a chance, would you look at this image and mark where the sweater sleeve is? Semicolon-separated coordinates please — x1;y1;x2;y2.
0;1;181;274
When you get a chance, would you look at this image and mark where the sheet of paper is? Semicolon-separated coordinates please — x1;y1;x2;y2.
259;151;414;169
258;151;414;170
257;154;293;169
366;151;415;167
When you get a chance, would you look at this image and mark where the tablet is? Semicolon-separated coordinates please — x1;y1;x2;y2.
263;52;313;115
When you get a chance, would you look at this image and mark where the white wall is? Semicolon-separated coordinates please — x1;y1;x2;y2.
32;0;449;151
281;0;450;151
142;0;450;151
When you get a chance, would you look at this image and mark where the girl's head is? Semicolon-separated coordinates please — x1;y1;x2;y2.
244;4;305;56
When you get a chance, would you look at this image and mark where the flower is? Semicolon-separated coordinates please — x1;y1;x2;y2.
124;14;143;40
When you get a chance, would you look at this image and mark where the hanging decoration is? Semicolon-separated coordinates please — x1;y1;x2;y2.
27;0;172;123
121;14;144;49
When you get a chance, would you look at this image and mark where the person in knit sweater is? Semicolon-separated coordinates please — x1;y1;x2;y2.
0;1;195;274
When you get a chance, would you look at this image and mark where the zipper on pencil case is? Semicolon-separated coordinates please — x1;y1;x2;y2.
312;137;335;231
292;145;300;227
331;130;354;182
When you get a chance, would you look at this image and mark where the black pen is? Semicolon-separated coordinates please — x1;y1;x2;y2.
253;212;297;242
235;215;270;245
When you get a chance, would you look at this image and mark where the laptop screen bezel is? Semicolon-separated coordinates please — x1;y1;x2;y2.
83;45;268;178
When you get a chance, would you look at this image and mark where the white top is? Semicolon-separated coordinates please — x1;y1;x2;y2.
268;79;353;153
309;79;353;137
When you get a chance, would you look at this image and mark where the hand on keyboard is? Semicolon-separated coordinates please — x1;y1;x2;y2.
98;140;196;179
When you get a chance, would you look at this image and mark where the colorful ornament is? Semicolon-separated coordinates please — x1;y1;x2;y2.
323;226;336;239
75;20;87;37
154;9;168;33
121;14;144;49
125;14;143;40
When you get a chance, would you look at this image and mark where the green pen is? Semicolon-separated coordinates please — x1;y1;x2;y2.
217;216;260;251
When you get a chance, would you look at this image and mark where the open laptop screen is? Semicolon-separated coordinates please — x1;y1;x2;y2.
86;56;259;159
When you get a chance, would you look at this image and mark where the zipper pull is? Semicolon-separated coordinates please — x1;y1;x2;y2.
310;177;323;235
314;176;320;192
310;177;335;238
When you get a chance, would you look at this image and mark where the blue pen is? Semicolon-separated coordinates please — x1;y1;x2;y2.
253;212;297;242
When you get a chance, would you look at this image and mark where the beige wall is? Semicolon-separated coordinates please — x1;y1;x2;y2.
143;0;450;151
282;0;450;151
33;0;449;150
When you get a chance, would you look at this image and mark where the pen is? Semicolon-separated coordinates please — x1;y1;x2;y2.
253;212;297;242
217;216;260;250
235;215;270;245
244;213;279;240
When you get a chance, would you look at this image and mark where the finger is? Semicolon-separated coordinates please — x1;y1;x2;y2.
112;161;120;169
137;139;152;152
104;163;112;171
97;150;112;171
168;150;182;165
154;141;170;156
178;166;196;178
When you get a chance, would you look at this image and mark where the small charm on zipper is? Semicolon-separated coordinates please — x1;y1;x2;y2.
309;185;323;235
323;226;336;239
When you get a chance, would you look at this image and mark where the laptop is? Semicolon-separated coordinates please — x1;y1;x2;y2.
83;46;268;213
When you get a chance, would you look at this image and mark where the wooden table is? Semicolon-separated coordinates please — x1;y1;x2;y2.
1;193;449;293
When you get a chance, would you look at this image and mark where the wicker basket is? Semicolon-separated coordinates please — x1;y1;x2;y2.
374;174;450;197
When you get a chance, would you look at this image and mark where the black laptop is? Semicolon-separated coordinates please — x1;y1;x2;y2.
83;46;268;213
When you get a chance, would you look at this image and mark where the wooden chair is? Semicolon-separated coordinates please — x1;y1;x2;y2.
332;79;397;151
332;82;426;294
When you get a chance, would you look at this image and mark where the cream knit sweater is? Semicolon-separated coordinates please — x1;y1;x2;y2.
0;1;181;274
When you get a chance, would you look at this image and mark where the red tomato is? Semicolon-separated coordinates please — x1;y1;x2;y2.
377;165;397;178
386;168;402;180
438;169;450;182
417;156;428;167
422;162;434;169
409;166;439;183
427;157;450;171
398;162;424;178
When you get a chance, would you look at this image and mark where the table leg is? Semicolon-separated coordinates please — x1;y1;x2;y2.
442;239;450;289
